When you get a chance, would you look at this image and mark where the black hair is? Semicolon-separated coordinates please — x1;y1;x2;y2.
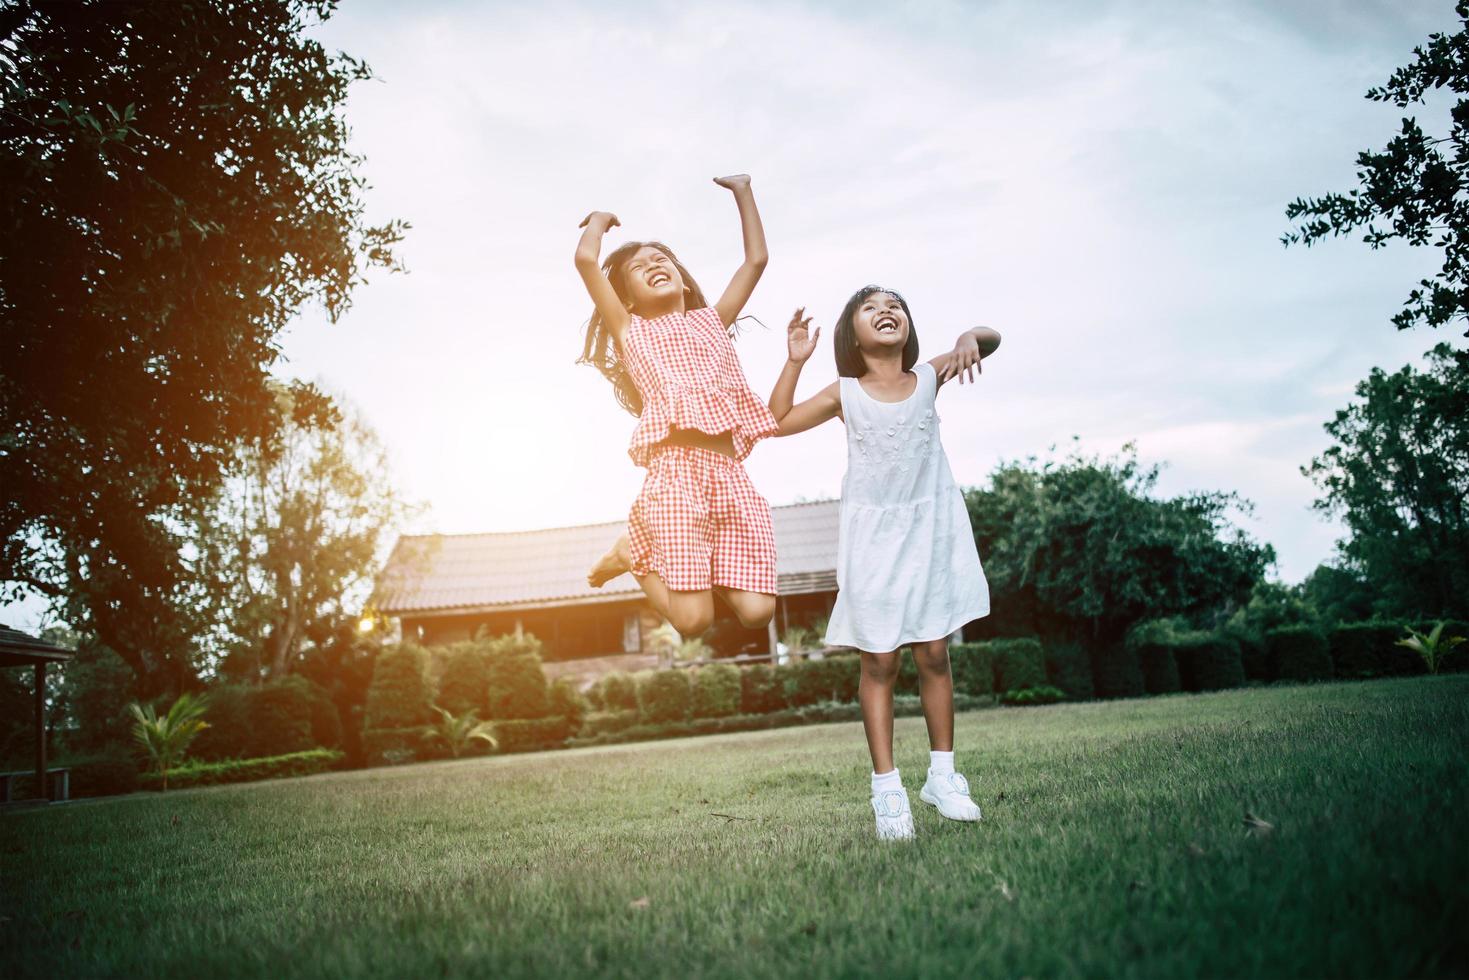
832;285;919;378
577;241;712;416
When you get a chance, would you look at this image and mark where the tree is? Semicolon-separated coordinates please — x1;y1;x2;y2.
1303;345;1469;619
185;386;413;680
129;693;209;791
0;1;406;694
964;445;1274;646
1283;4;1469;335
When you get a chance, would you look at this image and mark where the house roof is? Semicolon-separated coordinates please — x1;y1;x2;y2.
0;624;74;669
375;499;840;617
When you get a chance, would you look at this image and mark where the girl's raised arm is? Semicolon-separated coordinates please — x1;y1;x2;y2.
770;307;840;435
930;327;1002;388
575;211;631;342
712;174;768;327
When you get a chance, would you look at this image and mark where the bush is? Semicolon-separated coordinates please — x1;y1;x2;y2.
191;685;254;761
740;663;787;714
1001;685;1066;706
636;669;692;723
362;727;448;766
1267;626;1333;683
1329;621;1404;679
1092;645;1145;699
691;664;741;718
1232;629;1270;681
1437;620;1469;673
1127;622;1182;695
364;644;433;730
990;638;1046;693
949;643;994;697
1045;642;1094;700
895;650;920;695
438;643;492;715
548;678;590;734
248;676;319;758
139;749;343;791
779;656;860;707
597;671;639;711
1173;633;1245;692
494;717;571;753
486;654;551;720
583;710;640;736
59;749;138;798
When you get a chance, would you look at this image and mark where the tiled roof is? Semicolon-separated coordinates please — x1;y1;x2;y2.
375;499;840;616
0;624;74;668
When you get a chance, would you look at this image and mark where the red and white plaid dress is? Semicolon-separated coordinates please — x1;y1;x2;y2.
621;307;779;594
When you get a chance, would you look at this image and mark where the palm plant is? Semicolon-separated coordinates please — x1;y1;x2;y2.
1395;622;1466;675
422;705;498;758
129;693;210;791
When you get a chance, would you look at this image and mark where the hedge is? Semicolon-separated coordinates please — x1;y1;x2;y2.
598;671;639;711
1267;626;1333;683
363;727;446;766
1173;633;1245;692
191;684;253;760
739;664;787;714
494;717;573;753
140;749;344;791
1092;645;1145;699
438;643;492;715
248;676;320;759
549;678;590;732
1001;685;1066;706
1329;621;1403;679
67;751;140;798
780;656;859;707
950;643;994;697
583;709;640;736
1232;629;1271;682
364;644;433;730
1138;641;1181;694
691;664;741;718
1435;621;1469;673
990;638;1046;693
486;653;551;720
1045;642;1094;700
636;668;692;723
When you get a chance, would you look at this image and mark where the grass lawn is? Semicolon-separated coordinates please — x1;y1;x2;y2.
4;676;1467;979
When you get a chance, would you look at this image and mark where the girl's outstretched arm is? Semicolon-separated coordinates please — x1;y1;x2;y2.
711;174;768;327
930;326;1002;388
575;211;630;342
770;307;840;435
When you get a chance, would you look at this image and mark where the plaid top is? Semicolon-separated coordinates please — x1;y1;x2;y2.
622;307;779;466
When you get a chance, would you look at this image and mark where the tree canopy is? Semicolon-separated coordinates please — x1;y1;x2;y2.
1283;3;1469;335
0;0;405;692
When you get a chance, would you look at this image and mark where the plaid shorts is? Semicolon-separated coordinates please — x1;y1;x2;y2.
628;446;778;594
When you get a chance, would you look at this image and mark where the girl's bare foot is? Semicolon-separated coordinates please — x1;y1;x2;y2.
588;534;632;587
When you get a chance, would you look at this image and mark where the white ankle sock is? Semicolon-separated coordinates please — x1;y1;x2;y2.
871;768;902;794
929;751;955;775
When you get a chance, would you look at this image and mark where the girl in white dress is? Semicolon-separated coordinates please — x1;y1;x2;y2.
768;286;1000;840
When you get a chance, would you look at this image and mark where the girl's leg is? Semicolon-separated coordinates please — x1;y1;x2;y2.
912;638;954;752
712;588;776;629
859;651;899;773
588;534;634;588
588;535;715;637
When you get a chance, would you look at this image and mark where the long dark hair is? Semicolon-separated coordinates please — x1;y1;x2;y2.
577;241;711;416
833;285;919;378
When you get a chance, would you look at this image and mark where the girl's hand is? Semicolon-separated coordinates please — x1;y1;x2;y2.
713;174;752;191
578;211;620;231
940;332;982;384
786;307;820;364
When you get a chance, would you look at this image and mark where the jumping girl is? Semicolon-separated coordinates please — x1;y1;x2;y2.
768;287;1000;840
575;175;778;639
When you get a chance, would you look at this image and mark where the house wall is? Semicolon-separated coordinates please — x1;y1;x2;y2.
401;598;653;661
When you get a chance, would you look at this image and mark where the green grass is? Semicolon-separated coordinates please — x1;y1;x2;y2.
5;677;1467;979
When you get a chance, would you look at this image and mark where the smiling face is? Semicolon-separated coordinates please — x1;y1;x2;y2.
852;291;909;350
833;285;920;378
619;245;686;314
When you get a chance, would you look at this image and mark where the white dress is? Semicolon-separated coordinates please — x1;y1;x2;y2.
824;362;990;652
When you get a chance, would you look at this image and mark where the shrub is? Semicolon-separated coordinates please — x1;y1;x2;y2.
1001;685;1066;706
740;664;787;714
1437;620;1469;673
949;643;994;697
549;678;591;733
1232;629;1270;681
636;669;692;723
896;649;920;695
691;664;741;718
990;638;1046;693
780;656;860;707
191;685;254;761
583;710;641;736
421;706;498;758
1267;626;1333;683
362;727;448;766
1329;621;1404;679
437;643;492;715
1127;622;1182;695
363;644;433;730
1092;645;1145;699
140;749;343;791
597;671;638;711
486;654;551;720
494;717;571;753
1045;642;1095;700
1173;633;1245;692
64;749;139;798
247;676;318;758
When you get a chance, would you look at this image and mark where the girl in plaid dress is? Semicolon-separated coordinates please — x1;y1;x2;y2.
768;288;1000;840
575;175;779;639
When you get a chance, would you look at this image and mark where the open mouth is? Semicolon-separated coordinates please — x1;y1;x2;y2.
648;271;672;288
875;314;900;335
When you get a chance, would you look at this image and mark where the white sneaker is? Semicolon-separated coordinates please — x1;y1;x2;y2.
871;787;916;840
920;771;982;821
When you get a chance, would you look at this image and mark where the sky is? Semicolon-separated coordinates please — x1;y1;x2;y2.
4;0;1459;631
